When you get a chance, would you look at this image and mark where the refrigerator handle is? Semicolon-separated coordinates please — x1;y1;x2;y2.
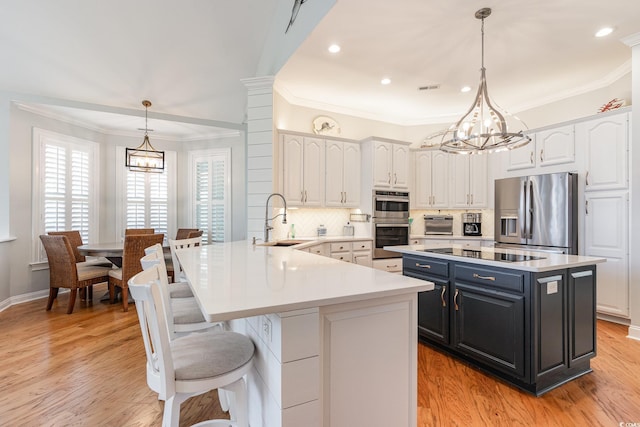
528;180;534;239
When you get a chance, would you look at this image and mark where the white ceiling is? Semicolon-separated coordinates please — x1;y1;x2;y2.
2;0;640;138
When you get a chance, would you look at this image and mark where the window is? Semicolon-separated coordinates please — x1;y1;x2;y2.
32;128;100;262
115;147;176;240
189;149;231;243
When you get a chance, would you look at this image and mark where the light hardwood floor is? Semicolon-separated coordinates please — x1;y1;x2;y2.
1;283;639;426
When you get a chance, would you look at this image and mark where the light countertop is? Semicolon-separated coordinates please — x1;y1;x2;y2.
410;235;493;241
177;241;433;322
386;243;606;272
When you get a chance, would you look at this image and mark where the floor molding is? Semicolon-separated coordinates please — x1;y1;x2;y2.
0;289;53;313
627;325;640;341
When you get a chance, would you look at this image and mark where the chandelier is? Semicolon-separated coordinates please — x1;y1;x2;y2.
125;100;165;172
440;8;531;154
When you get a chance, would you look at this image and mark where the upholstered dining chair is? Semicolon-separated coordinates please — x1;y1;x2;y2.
128;264;253;427
108;233;164;312
48;230;113;267
39;235;112;314
175;228;199;240
125;228;155;235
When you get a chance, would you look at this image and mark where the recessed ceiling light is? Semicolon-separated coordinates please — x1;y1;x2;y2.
381;78;391;85
595;27;614;37
461;86;472;93
328;44;341;53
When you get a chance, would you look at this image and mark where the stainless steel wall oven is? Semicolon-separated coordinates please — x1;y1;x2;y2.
372;190;410;259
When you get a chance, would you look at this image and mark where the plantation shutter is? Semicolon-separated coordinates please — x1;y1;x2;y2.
193;151;229;244
36;128;98;262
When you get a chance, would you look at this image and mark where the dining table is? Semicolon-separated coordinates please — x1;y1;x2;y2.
78;241;171;268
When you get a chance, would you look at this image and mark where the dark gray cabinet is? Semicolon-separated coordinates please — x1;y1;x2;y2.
403;254;596;395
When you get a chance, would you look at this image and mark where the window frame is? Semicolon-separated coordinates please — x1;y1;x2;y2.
115;146;177;241
31;128;100;263
188;148;231;243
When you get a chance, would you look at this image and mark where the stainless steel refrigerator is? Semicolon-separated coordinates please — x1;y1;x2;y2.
494;172;578;254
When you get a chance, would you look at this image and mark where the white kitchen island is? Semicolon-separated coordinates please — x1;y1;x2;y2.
176;241;433;427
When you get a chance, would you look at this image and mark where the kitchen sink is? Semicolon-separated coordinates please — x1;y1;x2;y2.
273;239;308;246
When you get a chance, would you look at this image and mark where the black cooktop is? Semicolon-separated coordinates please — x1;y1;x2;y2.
421;247;545;263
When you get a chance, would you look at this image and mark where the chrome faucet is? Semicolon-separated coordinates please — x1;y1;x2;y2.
264;193;287;243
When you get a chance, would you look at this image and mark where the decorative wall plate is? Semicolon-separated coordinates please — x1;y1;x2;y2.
312;116;340;136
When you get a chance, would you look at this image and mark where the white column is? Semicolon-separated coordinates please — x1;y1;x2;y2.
622;33;640;340
242;77;276;242
0;93;10;238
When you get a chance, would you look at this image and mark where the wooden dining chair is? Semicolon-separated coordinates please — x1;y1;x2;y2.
125;228;155;235
108;233;164;312
39;235;112;314
175;228;199;240
128;264;253;427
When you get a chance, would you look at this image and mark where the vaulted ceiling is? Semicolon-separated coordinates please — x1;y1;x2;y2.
1;0;639;138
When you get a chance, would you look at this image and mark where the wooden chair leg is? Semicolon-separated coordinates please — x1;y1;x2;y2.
88;285;93;300
67;289;78;314
109;280;115;304
79;288;86;301
46;288;58;311
122;286;128;312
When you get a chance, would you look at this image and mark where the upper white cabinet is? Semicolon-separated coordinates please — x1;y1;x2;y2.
362;138;410;190
413;150;449;208
449;154;487;208
507;124;575;171
576;112;629;192
325;140;361;207
281;134;325;207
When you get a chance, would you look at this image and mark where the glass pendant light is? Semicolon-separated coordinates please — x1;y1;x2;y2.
440;8;531;154
125;100;165;172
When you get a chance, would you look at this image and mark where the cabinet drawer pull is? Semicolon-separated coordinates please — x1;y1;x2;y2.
454;289;459;311
304;190;308;203
585;200;589;215
388;172;391;184
415;263;431;269
394;172;398;184
585;171;589;186
530;151;534;164
540;149;544;162
300;191;304;203
441;286;447;308
470;194;474;205
473;273;496;281
387;264;398;269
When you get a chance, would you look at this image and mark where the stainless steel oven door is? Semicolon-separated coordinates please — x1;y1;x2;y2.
373;195;410;221
373;223;409;259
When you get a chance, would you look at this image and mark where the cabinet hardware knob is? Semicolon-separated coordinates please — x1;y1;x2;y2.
415;263;431;268
473;273;496;281
585;171;590;186
454;289;459;311
441;286;447;308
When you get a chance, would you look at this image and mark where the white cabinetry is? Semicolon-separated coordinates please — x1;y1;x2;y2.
281;134;325;207
577;112;629;192
449;154;487;208
413;150;449;208
507;124;575;171
325;140;361;207
584;192;629;317
361;138;411;190
372;258;402;273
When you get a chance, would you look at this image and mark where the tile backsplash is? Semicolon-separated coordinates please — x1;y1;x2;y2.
269;207;495;240
271;208;370;239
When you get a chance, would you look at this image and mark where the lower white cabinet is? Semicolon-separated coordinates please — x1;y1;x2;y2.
584;191;629;317
303;240;372;267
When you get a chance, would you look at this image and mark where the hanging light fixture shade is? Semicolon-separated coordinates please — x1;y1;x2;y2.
440;8;531;154
125;100;165;172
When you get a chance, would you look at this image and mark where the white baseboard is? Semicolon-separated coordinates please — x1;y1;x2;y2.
627;325;640;341
597;312;630;325
0;289;59;313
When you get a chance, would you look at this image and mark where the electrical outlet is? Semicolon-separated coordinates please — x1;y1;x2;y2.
262;317;272;342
